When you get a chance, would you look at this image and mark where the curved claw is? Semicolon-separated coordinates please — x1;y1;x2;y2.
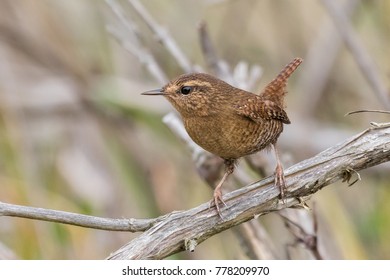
275;163;287;203
210;188;227;219
271;143;287;203
209;162;234;219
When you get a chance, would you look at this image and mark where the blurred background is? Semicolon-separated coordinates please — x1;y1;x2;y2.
0;0;389;259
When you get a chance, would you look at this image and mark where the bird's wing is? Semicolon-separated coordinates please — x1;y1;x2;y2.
232;97;290;124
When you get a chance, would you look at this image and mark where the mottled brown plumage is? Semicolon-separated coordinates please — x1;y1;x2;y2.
142;58;303;217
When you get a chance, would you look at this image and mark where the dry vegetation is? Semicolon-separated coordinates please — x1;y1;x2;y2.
0;0;389;259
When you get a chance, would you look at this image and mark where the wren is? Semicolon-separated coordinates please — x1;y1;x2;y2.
142;58;303;217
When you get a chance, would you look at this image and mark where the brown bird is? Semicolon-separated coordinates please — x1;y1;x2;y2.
142;58;303;216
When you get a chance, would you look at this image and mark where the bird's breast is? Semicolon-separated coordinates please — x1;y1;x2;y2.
183;114;284;159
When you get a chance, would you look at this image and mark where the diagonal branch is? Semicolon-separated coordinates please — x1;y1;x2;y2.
105;0;168;84
1;124;389;258
321;0;390;109
127;0;196;73
108;123;390;259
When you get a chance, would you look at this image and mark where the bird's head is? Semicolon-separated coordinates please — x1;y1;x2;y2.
142;73;235;117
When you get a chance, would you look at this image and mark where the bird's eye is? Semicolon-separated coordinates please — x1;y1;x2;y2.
180;86;193;95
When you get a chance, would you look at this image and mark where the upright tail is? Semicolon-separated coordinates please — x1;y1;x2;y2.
260;57;303;107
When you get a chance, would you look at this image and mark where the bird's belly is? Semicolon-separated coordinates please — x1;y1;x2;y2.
184;117;283;159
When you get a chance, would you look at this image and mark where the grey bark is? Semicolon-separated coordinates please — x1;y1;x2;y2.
107;123;390;259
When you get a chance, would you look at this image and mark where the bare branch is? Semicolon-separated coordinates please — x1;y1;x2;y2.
321;0;390;109
127;0;196;73
346;109;390;116
0;201;159;232
197;22;263;91
106;0;168;84
1;124;389;259
298;0;360;116
107;124;390;259
198;21;231;80
233;220;278;259
281;207;323;260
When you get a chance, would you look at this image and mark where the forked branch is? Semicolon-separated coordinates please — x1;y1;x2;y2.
108;123;390;259
1;124;389;259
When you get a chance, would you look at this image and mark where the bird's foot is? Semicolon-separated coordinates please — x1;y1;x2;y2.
275;163;287;203
209;188;227;219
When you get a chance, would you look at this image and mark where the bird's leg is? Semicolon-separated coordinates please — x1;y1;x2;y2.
271;144;286;200
211;159;235;218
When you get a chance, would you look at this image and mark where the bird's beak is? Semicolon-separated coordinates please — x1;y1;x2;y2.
141;88;165;96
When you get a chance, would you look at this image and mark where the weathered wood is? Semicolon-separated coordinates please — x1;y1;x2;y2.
107;124;390;259
0;201;160;232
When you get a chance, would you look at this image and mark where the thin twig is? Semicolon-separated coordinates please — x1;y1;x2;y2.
281;207;323;260
198;21;231;80
0;201;159;232
298;0;360;116
198;21;262;91
1;117;389;259
321;0;390;109
345;109;390;116
106;0;168;84
107;125;390;259
234;220;278;259
127;0;196;73
103;0;390;260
